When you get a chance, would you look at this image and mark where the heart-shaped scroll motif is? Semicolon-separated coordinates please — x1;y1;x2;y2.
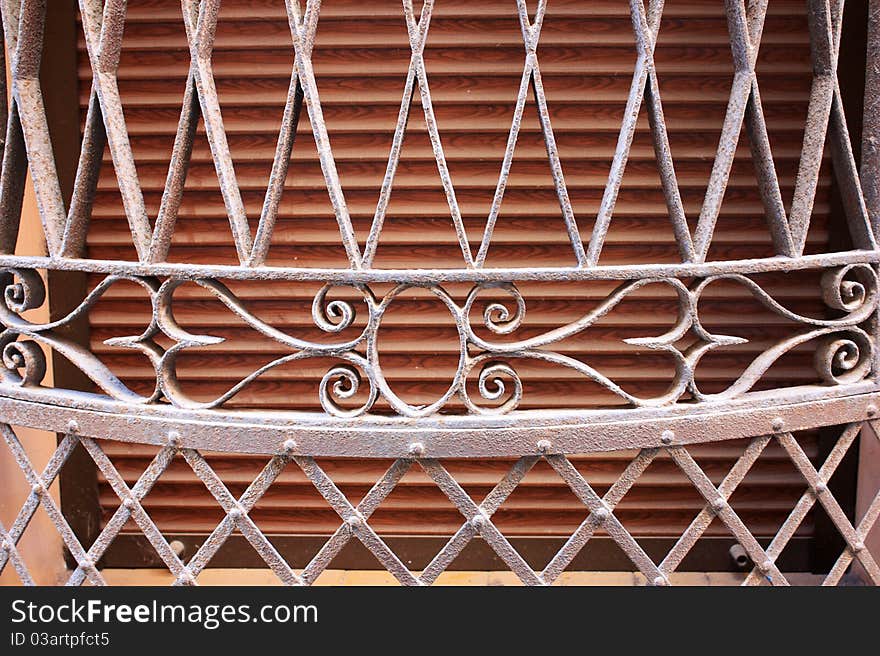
0;263;874;417
688;263;878;401
148;277;704;416
0;269;163;403
153;279;375;411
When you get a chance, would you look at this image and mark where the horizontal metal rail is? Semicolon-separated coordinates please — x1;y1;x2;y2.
0;0;878;585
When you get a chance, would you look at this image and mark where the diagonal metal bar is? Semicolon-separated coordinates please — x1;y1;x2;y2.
828;83;877;250
863;0;880;238
0;426;104;585
520;0;587;267
635;0;695;265
668;445;789;585
400;0;474;267
743;423;861;585
547;453;667;584
543;449;659;584
418;456;538;585
661;435;771;577
0;426;77;574
183;449;303;585
587;0;695;266
145;71;198;264
744;80;794;256
72;438;188;584
787;0;839;254
181;0;254;264
693;0;770;261
0;0;28;254
301;457;412;584
294;455;420;585
248;0;320;267
66;443;177;586
175;450;293;584
78;0;153;261
60;88;106;259
0;95;27;255
3;0;66;255
285;0;363;269
823;477;880;585
363;0;434;267
475;0;586;268
0;518;33;585
776;429;880;583
421;457;543;584
417;456;537;585
145;0;202;265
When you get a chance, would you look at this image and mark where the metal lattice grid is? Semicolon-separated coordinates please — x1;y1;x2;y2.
2;421;879;585
0;0;877;584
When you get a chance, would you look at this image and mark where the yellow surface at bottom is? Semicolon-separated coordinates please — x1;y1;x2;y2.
94;569;825;586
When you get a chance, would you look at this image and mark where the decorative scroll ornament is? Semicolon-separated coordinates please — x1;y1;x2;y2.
688;263;878;401
0;269;163;403
0;263;874;418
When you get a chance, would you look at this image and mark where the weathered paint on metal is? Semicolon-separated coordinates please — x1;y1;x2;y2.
0;0;878;585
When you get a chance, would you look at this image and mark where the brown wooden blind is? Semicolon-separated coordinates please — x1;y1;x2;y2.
77;0;834;561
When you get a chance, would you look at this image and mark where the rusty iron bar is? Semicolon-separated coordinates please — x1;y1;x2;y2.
0;0;877;585
3;419;877;586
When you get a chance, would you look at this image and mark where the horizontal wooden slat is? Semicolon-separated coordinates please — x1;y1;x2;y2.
115;0;812;21
77;0;832;548
94;45;812;79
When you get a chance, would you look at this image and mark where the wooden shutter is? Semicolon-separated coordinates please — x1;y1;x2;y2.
78;0;841;569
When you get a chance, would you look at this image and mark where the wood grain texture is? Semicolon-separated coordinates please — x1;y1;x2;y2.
76;0;831;546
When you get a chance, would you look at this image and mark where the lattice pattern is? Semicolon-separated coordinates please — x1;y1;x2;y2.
0;0;879;584
2;421;879;585
0;0;875;267
0;0;876;418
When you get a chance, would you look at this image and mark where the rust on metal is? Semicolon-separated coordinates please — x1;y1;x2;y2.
0;0;878;585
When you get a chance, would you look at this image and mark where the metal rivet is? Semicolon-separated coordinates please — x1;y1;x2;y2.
31;483;43;496
537;439;552;454
771;417;785;432
711;497;726;513
169;540;186;557
470;514;485;529
347;515;362;527
122;497;135;510
228;507;243;520
593;507;609;522
167;430;181;447
868;405;878;417
814;482;827;495
408;442;425;457
80;557;92;569
660;430;674;445
853;542;865;553
652;576;667;586
759;560;773;573
66;419;79;434
282;438;297;454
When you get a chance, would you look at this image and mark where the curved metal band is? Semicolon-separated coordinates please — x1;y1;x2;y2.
1;382;876;458
0;250;876;283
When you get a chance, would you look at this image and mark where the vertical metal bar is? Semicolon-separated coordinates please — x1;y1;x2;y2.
865;0;880;235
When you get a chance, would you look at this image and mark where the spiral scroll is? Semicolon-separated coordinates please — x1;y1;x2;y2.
1;338;46;387
312;284;358;334
0;263;875;417
318;364;378;418
466;283;526;335
0;270;162;403
815;330;873;385
460;361;524;415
